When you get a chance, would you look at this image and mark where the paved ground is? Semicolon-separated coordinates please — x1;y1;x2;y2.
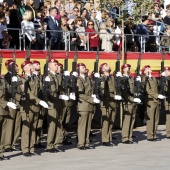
1;125;170;170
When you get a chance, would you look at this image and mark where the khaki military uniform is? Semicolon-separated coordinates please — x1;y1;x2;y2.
0;78;8;157
142;76;160;140
46;72;62;150
33;74;44;145
4;72;22;150
20;74;41;154
77;76;94;148
100;76;117;143
121;76;137;142
164;76;170;137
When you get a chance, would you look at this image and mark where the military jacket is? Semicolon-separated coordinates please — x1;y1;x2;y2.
99;75;116;109
77;76;94;112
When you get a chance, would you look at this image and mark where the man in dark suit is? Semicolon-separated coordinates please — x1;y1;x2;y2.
44;7;60;50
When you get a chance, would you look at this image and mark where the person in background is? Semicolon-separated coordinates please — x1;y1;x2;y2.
25;0;36;21
0;15;7;49
80;8;89;29
65;0;75;19
86;20;99;51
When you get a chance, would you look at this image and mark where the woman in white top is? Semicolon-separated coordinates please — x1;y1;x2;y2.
99;22;114;52
21;10;36;49
75;16;86;51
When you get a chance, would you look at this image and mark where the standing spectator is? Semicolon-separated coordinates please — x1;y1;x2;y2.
21;10;36;49
67;19;79;50
86;20;99;51
160;25;170;51
68;6;79;20
75;16;86;51
163;9;170;25
18;0;26;22
90;9;99;32
65;0;75;19
56;7;66;22
59;16;69;50
114;20;122;50
124;20;135;52
75;1;82;16
54;0;62;14
80;8;89;29
44;7;59;50
136;16;150;52
84;2;91;20
94;1;101;22
0;16;7;49
25;0;36;21
99;22;113;52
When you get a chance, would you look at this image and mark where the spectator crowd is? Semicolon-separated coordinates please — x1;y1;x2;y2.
0;0;170;52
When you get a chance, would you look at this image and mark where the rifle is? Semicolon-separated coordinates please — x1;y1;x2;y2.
0;51;2;77
25;43;31;61
70;47;78;94
114;47;126;96
134;51;143;98
159;50;166;95
42;46;54;104
93;47;103;99
11;47;22;103
62;48;71;94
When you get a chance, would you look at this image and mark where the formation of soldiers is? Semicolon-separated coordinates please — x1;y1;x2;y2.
0;51;170;160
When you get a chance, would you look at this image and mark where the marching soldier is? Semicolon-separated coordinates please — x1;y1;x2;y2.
121;64;141;144
45;59;66;153
76;63;99;150
0;76;18;160
141;65;165;141
4;60;22;152
20;60;48;156
99;63;120;146
163;67;170;138
31;60;45;148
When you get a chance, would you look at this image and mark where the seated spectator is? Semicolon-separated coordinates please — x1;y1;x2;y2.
65;0;75;19
160;25;170;50
86;20;99;51
21;10;36;49
75;16;86;51
68;6;79;20
99;22;113;52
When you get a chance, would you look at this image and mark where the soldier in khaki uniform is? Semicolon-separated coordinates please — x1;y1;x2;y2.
20;60;48;157
99;63;120;146
4;60;22;152
0;76;18;160
121;64;141;144
31;60;45;148
76;63;99;150
45;59;66;153
57;63;73;145
141;65;165;141
163;67;170;138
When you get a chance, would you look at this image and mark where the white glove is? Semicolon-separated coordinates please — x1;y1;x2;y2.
93;97;100;103
12;76;18;82
39;100;48;108
69;93;76;100
59;95;69;100
45;76;50;82
92;94;96;98
94;73;100;78
136;76;141;82
64;71;70;76
133;98;141;103
114;95;122;100
72;71;78;77
161;72;165;76
158;94;166;99
116;71;122;77
7;102;17;109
